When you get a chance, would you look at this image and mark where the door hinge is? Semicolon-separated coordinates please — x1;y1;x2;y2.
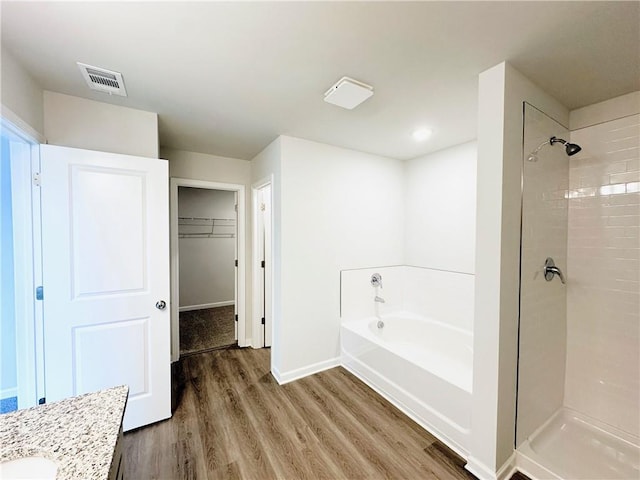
261;317;265;325
33;172;41;187
235;314;238;322
261;260;265;268
235;259;238;267
35;286;44;301
234;204;238;212
260;203;266;211
38;397;46;405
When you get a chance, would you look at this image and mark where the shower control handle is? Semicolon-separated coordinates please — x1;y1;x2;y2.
544;257;566;285
371;273;383;288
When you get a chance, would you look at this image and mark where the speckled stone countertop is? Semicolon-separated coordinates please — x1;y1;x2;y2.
0;385;128;480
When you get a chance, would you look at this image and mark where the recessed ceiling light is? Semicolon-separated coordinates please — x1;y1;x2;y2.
412;128;432;142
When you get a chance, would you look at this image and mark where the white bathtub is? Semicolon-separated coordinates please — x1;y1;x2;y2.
341;311;473;457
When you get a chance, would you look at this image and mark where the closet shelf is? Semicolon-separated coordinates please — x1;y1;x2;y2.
178;216;236;238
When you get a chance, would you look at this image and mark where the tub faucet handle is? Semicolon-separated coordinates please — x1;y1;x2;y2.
371;273;383;288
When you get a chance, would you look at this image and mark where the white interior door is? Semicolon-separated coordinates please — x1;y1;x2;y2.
234;191;239;341
263;184;272;347
259;184;273;348
40;145;171;431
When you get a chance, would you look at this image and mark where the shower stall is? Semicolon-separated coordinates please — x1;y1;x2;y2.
515;103;640;479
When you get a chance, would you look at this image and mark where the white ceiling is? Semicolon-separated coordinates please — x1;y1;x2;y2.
2;1;638;160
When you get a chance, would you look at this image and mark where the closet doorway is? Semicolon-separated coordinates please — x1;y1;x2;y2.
170;179;246;362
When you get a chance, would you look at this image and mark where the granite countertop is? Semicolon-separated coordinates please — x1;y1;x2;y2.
0;385;128;480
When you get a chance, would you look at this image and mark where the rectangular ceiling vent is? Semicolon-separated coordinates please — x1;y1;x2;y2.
77;62;127;97
324;76;373;110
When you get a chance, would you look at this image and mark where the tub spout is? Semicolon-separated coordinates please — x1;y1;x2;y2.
374;295;385;303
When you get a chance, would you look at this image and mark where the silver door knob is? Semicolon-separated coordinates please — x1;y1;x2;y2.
156;300;167;310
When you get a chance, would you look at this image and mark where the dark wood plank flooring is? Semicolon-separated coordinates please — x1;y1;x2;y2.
124;347;527;480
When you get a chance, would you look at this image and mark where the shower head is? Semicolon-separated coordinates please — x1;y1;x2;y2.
527;136;583;162
550;136;582;156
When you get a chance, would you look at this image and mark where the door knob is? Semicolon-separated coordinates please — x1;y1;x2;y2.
156;300;167;310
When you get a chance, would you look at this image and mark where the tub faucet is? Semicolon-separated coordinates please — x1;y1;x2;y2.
374;295;385;303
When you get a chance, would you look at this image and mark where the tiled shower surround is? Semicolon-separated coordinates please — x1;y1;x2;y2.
516;105;570;445
565;114;640;436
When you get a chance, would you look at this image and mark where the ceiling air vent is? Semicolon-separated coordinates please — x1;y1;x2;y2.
324;77;373;110
77;62;127;97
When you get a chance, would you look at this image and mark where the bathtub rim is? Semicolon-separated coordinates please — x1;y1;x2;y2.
342;310;473;338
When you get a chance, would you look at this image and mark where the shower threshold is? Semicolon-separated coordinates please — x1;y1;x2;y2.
516;408;639;480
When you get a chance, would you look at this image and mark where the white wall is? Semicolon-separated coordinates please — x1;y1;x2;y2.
273;136;405;382
405;141;477;274
469;62;569;480
569;91;640;131
250;138;282;352
164;147;253;343
178;187;236;309
165;147;251;185
1;46;44;139
43;91;158;158
565;96;640;436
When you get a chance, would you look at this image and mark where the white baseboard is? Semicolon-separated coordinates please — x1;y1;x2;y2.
179;301;234;312
497;452;517;480
465;457;497;480
271;357;341;385
0;387;18;400
465;452;517;480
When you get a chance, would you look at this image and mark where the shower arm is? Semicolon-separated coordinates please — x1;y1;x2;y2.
529;139;551;156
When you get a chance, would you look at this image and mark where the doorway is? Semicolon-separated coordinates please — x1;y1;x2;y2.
252;177;273;349
0;118;42;413
170;179;246;362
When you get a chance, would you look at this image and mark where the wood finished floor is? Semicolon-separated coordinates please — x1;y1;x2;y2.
124;348;527;480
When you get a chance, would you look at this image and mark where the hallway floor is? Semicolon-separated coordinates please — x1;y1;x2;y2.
124;347;527;479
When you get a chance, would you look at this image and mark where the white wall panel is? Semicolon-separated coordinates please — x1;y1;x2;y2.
405;141;477;274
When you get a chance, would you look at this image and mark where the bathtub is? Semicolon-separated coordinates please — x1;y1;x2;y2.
341;311;472;457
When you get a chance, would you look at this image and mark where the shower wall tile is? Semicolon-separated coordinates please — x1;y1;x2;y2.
565;113;640;437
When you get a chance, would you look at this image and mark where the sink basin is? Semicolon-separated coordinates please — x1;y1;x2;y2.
0;456;58;480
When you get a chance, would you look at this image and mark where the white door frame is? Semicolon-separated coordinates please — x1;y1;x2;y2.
251;176;274;348
1;114;43;409
170;178;247;361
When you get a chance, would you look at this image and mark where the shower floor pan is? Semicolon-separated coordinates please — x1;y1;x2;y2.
517;408;639;480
